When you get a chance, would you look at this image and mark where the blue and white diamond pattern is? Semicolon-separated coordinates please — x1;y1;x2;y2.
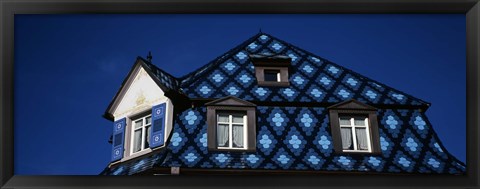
269;41;286;52
247;42;260;52
281;88;298;101
326;65;342;78
236;70;254;87
220;60;239;74
334;86;352;99
362;87;381;103
196;82;213;97
251;86;271;100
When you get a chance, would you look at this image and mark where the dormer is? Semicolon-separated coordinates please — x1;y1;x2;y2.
250;54;291;87
328;99;382;154
205;96;257;152
104;58;176;164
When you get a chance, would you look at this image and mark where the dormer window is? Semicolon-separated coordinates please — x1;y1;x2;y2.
131;114;152;154
206;96;257;152
216;112;247;149
250;54;291;87
328;99;381;154
339;115;371;152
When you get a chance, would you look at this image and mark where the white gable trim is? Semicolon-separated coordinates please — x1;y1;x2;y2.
110;64;166;118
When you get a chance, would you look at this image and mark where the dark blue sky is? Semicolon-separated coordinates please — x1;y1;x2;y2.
14;14;465;175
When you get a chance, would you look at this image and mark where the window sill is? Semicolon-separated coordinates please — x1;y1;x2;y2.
257;81;290;87
334;150;381;155
208;147;256;153
109;146;164;167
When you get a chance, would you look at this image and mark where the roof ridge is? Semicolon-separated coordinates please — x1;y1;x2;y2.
138;56;180;80
267;34;430;106
178;32;264;87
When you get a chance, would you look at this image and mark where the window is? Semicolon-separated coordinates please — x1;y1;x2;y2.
339;116;371;152
131;114;151;153
216;112;247;149
328;99;381;154
250;54;291;86
205;96;257;151
264;70;280;82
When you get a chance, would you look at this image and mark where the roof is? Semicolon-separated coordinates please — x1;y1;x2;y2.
100;33;464;175
139;57;179;92
176;32;430;110
106;32;430;115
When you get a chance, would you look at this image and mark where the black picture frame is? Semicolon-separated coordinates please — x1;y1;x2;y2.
1;1;478;188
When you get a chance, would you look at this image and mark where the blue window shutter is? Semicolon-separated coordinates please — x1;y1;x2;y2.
111;118;126;162
150;103;166;148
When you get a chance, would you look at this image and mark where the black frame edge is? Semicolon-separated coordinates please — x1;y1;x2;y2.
1;0;15;188
466;1;480;187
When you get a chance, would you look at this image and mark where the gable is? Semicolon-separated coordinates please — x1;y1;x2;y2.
110;65;167;118
179;33;430;109
328;99;377;111
205;96;256;107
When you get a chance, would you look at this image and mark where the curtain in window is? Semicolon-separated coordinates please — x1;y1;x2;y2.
144;126;150;149
133;129;142;152
340;128;352;150
339;118;351;125
232;125;243;147
217;124;229;147
356;128;368;150
354;118;365;126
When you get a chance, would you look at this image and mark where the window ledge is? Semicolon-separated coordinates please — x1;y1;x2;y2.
109;145;164;167
208;147;256;153
257;81;290;87
333;151;382;155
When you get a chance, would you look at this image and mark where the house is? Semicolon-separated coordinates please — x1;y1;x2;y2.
99;32;466;175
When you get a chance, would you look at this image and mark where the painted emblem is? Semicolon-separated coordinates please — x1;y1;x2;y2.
155;107;164;116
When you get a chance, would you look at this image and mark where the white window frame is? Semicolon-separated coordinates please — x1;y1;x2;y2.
130;114;152;154
339;116;372;153
216;112;248;150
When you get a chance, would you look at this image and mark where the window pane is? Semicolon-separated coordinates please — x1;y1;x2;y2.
133;130;142;152
339;117;351;125
135;120;143;128
144;126;151;149
232;124;244;148
146;116;151;125
340;127;353;150
356;128;369;150
264;70;279;82
217;124;229;147
232;115;244;124
354;117;365;126
218;114;229;123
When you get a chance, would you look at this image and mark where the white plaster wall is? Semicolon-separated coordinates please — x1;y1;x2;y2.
110;66;174;162
113;67;166;118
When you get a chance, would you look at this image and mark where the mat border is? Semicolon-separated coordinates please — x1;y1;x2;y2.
1;1;479;189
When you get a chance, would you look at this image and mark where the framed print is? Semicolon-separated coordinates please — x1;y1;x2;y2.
1;1;479;189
